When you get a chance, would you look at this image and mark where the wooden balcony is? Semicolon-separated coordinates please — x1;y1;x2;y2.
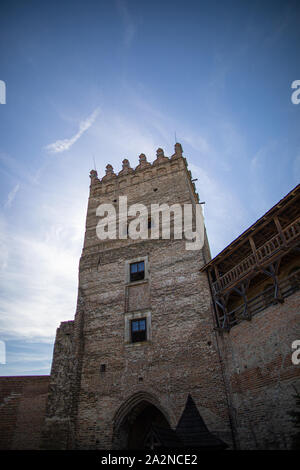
212;217;300;295
217;268;300;329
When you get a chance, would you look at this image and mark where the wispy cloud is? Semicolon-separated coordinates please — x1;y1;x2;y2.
0;218;83;343
45;108;100;154
0;340;54;376
4;183;20;208
250;140;277;171
0;97;256;373
183;134;212;156
189;163;246;257
116;0;136;48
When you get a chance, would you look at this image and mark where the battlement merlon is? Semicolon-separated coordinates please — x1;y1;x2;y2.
88;143;199;203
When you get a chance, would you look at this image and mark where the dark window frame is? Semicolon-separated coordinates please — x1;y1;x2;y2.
130;261;145;282
131;318;147;343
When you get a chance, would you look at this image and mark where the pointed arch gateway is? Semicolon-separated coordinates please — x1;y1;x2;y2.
112;392;173;450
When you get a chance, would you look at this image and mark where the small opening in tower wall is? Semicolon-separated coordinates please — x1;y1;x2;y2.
130;261;145;282
100;364;106;373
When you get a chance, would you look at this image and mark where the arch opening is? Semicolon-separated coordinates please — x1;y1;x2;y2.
113;398;171;449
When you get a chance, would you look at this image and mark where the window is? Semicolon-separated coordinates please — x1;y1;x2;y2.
124;311;151;344
131;318;147;343
130;261;145;282
125;257;148;284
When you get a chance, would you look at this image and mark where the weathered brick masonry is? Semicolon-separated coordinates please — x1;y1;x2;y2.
0;376;49;449
219;292;300;449
41;144;233;449
0;145;299;450
202;183;300;449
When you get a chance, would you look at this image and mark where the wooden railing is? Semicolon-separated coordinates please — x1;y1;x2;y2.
217;269;300;329
284;218;300;241
212;218;300;295
256;232;283;262
215;253;256;293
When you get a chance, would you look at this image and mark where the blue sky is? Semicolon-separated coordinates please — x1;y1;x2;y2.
0;0;299;375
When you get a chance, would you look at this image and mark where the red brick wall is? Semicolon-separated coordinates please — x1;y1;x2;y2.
220;291;300;449
0;376;49;449
41;155;233;450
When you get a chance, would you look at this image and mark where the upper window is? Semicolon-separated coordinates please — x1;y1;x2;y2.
131;318;147;343
130;261;145;282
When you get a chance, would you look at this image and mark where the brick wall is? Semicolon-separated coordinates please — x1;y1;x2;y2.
42;151;233;449
220;290;300;449
41;320;77;449
0;376;49;449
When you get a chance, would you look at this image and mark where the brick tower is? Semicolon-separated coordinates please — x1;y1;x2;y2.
41;144;233;449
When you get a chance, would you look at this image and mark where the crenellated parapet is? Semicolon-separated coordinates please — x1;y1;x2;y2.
152;147;169;166
88;143;199;202
135;153;151;171
119;159;134;176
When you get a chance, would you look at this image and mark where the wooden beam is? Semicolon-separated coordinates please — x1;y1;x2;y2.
273;215;288;247
261;262;284;303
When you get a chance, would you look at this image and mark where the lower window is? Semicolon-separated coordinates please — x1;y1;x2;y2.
131;318;147;343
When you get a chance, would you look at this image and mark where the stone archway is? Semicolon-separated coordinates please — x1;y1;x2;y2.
112;392;171;449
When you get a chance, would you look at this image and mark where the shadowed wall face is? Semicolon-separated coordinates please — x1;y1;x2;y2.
0;376;49;450
220;291;300;450
42;150;232;450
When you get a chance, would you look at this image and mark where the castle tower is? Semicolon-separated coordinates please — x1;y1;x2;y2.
42;144;233;450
